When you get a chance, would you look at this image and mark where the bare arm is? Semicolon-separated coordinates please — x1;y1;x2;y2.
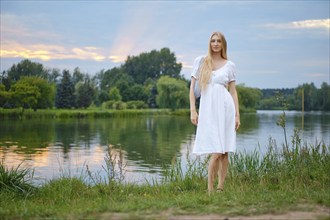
189;77;198;126
228;81;240;130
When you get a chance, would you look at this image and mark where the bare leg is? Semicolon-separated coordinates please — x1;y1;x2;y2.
208;154;221;193
217;154;223;189
217;153;229;191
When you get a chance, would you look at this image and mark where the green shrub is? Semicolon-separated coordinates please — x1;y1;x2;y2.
126;100;148;109
102;100;116;109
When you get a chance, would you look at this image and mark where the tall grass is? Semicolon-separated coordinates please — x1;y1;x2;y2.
86;145;126;187
230;129;329;190
0;160;35;194
161;153;209;191
160;128;329;194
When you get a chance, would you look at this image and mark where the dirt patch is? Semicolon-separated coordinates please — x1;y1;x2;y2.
168;205;330;220
98;205;330;220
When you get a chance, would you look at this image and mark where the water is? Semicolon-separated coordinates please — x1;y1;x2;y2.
0;110;329;185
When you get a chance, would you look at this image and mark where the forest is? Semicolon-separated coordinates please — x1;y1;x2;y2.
0;47;329;111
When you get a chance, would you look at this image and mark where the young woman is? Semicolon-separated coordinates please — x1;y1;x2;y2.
189;32;240;193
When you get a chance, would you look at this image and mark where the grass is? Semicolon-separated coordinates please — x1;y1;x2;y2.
0;108;190;119
0;107;256;120
0;160;35;194
0;127;329;219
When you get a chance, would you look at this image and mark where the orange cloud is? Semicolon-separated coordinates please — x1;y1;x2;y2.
0;43;108;62
109;55;126;63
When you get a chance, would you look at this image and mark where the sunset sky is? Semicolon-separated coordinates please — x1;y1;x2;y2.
1;0;329;88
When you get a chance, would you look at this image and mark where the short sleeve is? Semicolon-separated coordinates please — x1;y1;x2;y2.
191;56;204;79
228;61;237;82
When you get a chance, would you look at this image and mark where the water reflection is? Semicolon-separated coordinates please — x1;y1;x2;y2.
0;111;329;184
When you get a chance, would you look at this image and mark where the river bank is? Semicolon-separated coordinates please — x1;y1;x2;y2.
1;130;329;219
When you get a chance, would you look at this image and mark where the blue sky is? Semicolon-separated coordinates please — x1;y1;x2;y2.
1;0;329;89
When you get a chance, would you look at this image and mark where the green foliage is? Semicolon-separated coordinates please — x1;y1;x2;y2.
6;59;48;83
6;76;55;110
0;83;11;106
72;67;84;85
3;56;328;111
98;67;132;92
126;84;149;102
123;48;182;84
97;90;110;104
55;70;76;108
259;82;329;111
108;87;122;101
319;82;330;110
236;84;262;111
156;76;189;110
293;82;330;111
102;100;127;110
0;160;35;194
75;76;95;108
10;77;41;110
126;100;148;109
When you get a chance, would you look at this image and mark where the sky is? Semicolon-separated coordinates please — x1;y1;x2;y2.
1;0;329;89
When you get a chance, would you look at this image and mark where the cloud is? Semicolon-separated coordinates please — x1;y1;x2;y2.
0;42;108;62
304;73;328;78
1;13;62;44
1;13;109;62
264;19;330;30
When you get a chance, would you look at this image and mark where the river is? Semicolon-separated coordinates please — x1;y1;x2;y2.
0;110;329;185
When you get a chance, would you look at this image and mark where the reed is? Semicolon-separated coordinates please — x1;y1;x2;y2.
0;160;35;194
161;129;329;193
0;108;190;119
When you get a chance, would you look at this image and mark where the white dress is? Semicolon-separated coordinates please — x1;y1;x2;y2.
191;56;237;155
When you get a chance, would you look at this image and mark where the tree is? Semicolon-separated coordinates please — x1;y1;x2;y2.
30;76;55;109
97;90;110;105
6;59;49;84
7;76;54;110
319;82;330;111
236;84;262;111
0;83;11;107
123;48;182;84
144;78;157;108
108;87;122;101
98;68;131;92
127;84;148;102
76;75;95;108
55;70;75;108
72;67;84;86
156;76;189;110
47;68;61;84
10;77;41;110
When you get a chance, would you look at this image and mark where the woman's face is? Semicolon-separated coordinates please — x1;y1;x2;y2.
210;34;222;53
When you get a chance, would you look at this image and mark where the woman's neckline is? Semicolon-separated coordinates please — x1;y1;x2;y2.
212;61;229;72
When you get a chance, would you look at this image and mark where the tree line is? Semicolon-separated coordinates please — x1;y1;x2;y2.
259;83;330;111
0;47;329;111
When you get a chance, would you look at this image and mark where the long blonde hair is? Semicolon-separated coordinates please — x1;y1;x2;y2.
199;32;228;91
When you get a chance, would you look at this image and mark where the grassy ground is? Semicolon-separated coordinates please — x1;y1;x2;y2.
0;107;257;119
1;128;329;220
0;108;190;119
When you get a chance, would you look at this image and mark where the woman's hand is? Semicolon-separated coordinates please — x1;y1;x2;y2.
190;109;198;126
235;115;240;130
